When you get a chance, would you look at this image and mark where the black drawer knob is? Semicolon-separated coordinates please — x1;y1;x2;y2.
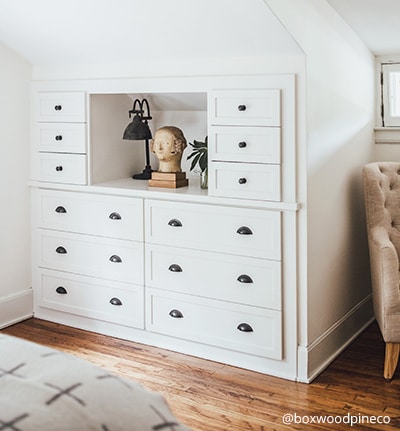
55;165;63;172
55;206;67;214
168;264;183;273
110;297;122;306
168;218;183;227
109;255;122;263
237;274;253;284
237;323;253;332
55;286;67;294
238;177;247;185
238;141;247;148
54;105;62;111
169;309;184;318
238;105;247;111
55;135;63;141
55;246;67;254
236;226;253;235
109;212;122;220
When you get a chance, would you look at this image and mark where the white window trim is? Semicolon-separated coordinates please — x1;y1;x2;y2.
375;56;400;144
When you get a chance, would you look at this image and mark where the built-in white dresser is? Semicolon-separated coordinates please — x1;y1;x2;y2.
30;75;299;380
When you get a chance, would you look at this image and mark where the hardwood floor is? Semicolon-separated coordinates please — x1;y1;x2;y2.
2;318;399;430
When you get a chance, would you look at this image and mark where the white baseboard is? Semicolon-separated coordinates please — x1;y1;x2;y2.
0;290;33;329
297;295;374;383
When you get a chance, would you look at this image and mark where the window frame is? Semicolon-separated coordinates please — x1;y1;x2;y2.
381;62;400;127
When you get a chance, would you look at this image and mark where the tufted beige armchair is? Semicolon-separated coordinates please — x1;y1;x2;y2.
363;162;400;380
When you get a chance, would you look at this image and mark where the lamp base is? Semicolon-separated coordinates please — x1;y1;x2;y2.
132;166;153;180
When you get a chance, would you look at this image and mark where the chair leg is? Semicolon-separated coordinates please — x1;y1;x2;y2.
384;342;400;381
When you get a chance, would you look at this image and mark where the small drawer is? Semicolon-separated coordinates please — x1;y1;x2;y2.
37;230;144;284
35;123;86;153
34;189;143;241
209;89;280;126
145;200;281;260
32;153;87;185
146;244;281;310
37;269;144;329
36;92;86;123
209;162;281;201
209;125;280;164
146;288;282;360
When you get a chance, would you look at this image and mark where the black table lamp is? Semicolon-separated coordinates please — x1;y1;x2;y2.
123;98;153;179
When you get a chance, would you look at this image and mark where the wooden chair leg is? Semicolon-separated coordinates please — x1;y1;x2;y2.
384;342;400;381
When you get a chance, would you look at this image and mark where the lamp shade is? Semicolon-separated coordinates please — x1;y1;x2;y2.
123;113;152;141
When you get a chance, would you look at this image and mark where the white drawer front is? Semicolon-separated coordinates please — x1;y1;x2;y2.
35;189;143;240
38;230;144;284
36;92;86;123
145;200;281;260
33;153;87;185
209;162;281;202
36;123;86;153
146;288;282;360
38;269;144;329
209;125;280;164
209;89;280;127
146;244;281;310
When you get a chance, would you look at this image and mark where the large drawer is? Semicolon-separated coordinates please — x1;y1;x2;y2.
209;161;281;201
209;125;280;164
37;269;144;329
36;91;86;123
208;89;280;127
145;244;281;310
35;123;87;153
146;288;282;360
32;152;87;185
34;189;143;240
145;200;281;260
37;230;144;284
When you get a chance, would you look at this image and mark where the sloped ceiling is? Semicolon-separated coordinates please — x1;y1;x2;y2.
0;0;301;66
327;0;400;55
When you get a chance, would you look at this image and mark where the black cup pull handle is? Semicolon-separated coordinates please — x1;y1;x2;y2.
168;264;183;273
109;255;122;263
236;226;253;235
109;212;122;220
169;309;184;319
110;297;122;306
237;323;253;332
55;135;63;141
56;286;67;294
168;218;183;227
238;141;247;148
55;246;67;254
238;105;247;111
237;274;253;284
55;206;67;214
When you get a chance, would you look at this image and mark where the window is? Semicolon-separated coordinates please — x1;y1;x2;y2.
382;63;400;126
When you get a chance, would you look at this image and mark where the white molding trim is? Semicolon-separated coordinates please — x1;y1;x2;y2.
374;127;400;144
297;295;374;383
0;290;33;329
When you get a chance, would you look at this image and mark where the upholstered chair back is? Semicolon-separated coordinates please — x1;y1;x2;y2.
364;162;400;259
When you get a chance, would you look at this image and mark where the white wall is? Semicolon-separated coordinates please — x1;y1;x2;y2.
0;42;33;326
266;0;376;379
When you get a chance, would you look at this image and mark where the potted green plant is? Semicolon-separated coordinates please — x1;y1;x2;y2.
187;136;208;189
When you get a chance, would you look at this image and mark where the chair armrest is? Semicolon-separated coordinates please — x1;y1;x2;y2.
369;226;400;315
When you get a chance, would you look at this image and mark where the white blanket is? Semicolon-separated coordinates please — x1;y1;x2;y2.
0;333;190;431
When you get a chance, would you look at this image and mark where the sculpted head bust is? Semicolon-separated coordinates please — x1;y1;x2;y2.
150;126;187;173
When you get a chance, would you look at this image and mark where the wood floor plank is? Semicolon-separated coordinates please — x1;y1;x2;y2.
2;318;400;430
